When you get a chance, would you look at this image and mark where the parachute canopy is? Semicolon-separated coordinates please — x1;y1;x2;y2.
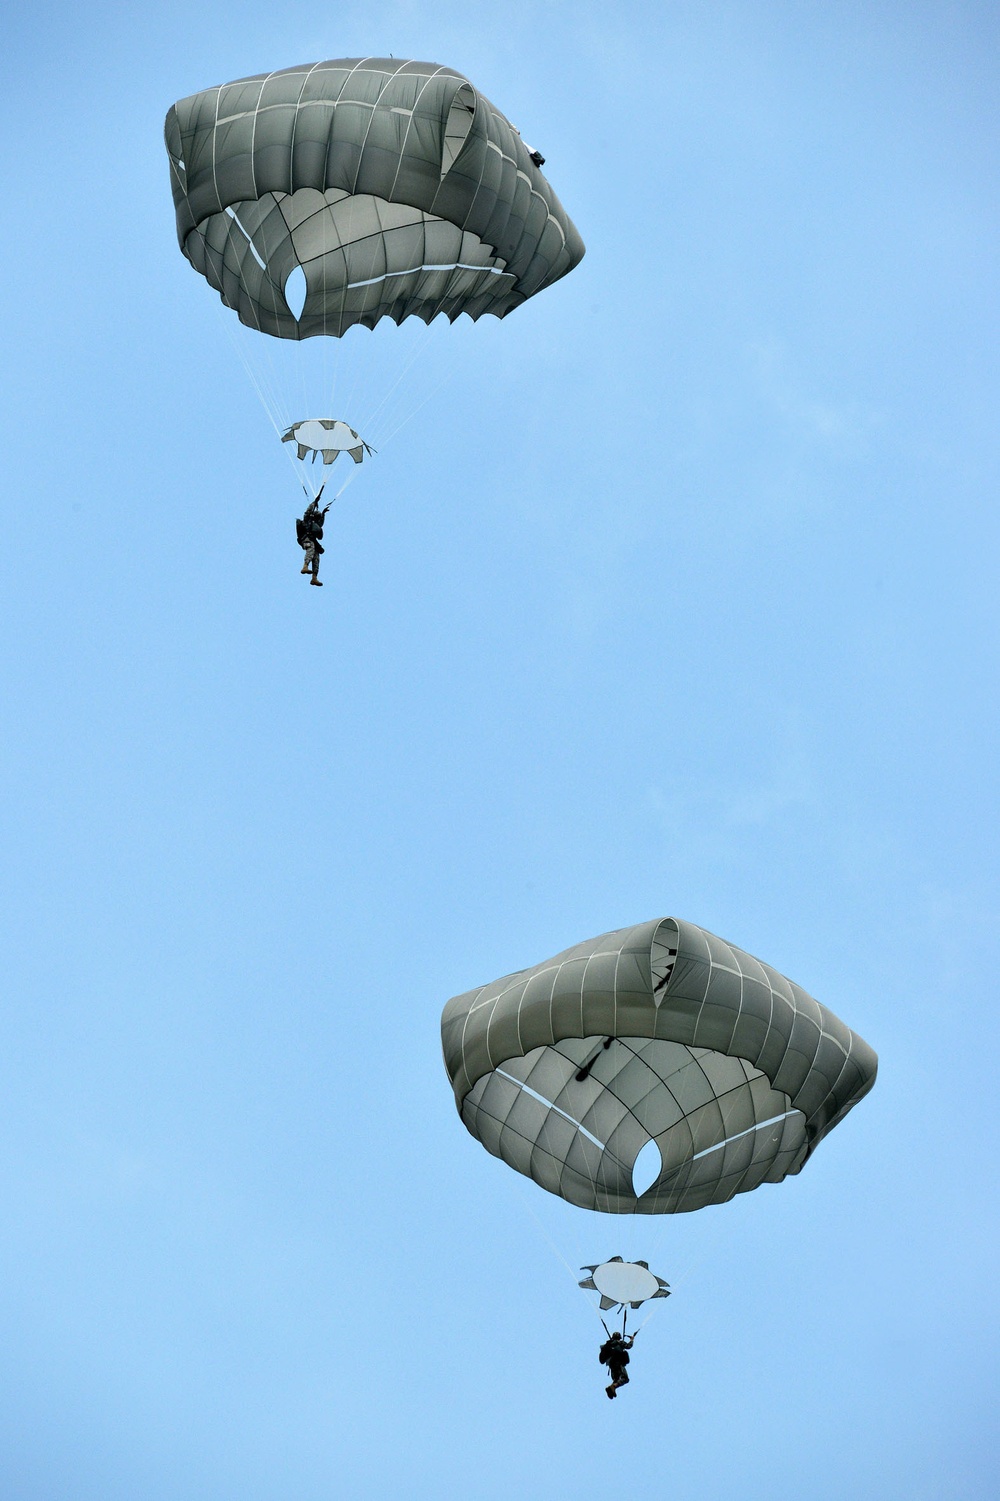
579;1258;671;1312
282;418;373;465
165;57;585;339
441;917;877;1215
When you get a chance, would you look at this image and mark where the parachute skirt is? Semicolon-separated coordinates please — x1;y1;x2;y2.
441;917;877;1215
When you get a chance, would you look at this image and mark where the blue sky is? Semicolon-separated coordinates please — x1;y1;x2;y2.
2;3;998;1497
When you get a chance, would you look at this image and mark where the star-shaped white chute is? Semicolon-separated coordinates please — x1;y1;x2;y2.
578;1257;671;1312
282;418;374;466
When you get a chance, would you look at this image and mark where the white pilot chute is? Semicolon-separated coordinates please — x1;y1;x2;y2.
579;1257;671;1312
281;418;374;466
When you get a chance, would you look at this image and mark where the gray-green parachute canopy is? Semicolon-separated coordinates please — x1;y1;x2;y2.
441;917;877;1214
165;57;585;339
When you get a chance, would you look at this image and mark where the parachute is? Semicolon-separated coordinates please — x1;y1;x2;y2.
165;58;585;507
282;419;373;465
579;1258;671;1312
164;57;585;340
440;916;877;1215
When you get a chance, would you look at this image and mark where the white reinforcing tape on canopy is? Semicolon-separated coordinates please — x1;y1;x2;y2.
496;1067;606;1151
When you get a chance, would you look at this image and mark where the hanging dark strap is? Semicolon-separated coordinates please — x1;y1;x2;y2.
575;1036;614;1083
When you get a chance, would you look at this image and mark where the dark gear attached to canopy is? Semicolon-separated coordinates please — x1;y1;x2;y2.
296;490;330;586
598;1331;634;1401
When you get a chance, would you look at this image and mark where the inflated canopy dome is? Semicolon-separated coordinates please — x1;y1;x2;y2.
441;917;877;1215
165;57;585;338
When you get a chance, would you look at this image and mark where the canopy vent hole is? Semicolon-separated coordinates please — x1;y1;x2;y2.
632;1138;662;1197
284;265;307;320
441;82;477;177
